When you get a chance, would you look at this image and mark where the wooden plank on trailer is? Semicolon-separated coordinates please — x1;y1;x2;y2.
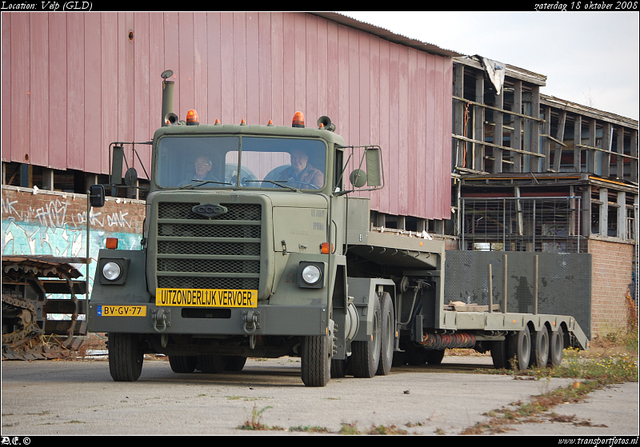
445;301;500;312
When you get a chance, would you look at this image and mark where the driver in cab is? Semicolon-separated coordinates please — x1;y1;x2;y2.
277;148;324;188
179;156;220;186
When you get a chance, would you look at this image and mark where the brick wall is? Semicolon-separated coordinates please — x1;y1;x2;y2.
588;238;635;337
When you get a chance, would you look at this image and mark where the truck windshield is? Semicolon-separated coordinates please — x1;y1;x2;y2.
156;136;327;190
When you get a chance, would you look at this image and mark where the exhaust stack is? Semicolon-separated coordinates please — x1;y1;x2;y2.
161;70;175;127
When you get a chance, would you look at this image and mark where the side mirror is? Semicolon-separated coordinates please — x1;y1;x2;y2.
349;147;383;188
365;147;382;187
110;144;125;186
337;145;384;196
349;169;367;188
89;184;105;208
124;167;138;187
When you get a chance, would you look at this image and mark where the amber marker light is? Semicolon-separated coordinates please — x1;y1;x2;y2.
186;109;199;125
292;111;305;127
321;243;334;254
106;237;119;249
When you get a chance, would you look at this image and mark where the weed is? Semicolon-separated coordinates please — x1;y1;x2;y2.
289;425;330;433
337;422;412;435
237;405;283;431
338;422;361;435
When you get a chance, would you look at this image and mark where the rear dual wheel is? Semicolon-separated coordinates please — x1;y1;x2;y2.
350;295;381;378
169;355;197;373
532;326;550;368
548;325;565;367
198;355;228;373
376;292;395;376
491;327;532;371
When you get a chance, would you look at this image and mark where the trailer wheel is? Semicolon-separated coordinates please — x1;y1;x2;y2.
532;326;550;367
376;292;395;376
507;326;531;371
548;325;565;367
301;332;331;387
350;295;381;378
169;355;197;373
490;340;509;369
108;333;143;382
198;355;227;373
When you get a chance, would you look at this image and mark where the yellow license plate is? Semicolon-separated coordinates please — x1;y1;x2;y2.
98;305;147;317
155;288;258;308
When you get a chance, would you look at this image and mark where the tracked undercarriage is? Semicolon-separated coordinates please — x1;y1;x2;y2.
2;256;88;360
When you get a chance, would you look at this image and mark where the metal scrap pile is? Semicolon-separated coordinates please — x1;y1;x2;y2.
2;256;88;360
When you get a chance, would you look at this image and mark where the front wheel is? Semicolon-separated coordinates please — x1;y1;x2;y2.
108;333;143;381
301;331;331;387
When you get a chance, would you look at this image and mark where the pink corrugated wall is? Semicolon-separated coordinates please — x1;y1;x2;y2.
1;12;452;220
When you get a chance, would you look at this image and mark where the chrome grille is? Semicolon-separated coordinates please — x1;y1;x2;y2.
155;202;261;291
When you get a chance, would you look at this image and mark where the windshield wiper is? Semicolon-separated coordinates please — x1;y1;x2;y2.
243;179;299;192
178;179;233;190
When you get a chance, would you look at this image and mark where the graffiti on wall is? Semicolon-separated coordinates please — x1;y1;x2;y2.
2;192;143;293
2;195;136;231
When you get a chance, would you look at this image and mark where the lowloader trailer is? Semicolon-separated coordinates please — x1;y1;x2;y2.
87;71;589;386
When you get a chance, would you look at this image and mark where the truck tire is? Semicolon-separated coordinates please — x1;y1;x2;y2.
490;340;509;369
350;296;381;378
531;326;550;367
224;356;247;372
108;333;143;382
301;333;331;387
198;355;227;373
507;325;531;371
376;292;395;376
169;355;197;373
424;349;445;365
331;358;348;378
548;325;565;367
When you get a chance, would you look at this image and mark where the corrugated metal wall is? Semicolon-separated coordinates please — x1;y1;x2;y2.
1;11;452;220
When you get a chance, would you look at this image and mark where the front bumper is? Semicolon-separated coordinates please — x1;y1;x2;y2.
87;302;328;336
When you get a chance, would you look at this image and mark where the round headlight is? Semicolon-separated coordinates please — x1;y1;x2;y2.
301;264;322;285
102;261;122;281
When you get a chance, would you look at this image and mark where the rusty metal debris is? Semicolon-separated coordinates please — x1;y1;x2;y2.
2;255;88;360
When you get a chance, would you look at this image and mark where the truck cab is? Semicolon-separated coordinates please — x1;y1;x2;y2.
88;101;385;387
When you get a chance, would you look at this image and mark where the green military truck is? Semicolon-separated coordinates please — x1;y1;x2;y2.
87;72;589;386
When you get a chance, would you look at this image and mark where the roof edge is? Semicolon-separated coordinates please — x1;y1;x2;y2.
311;12;463;58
